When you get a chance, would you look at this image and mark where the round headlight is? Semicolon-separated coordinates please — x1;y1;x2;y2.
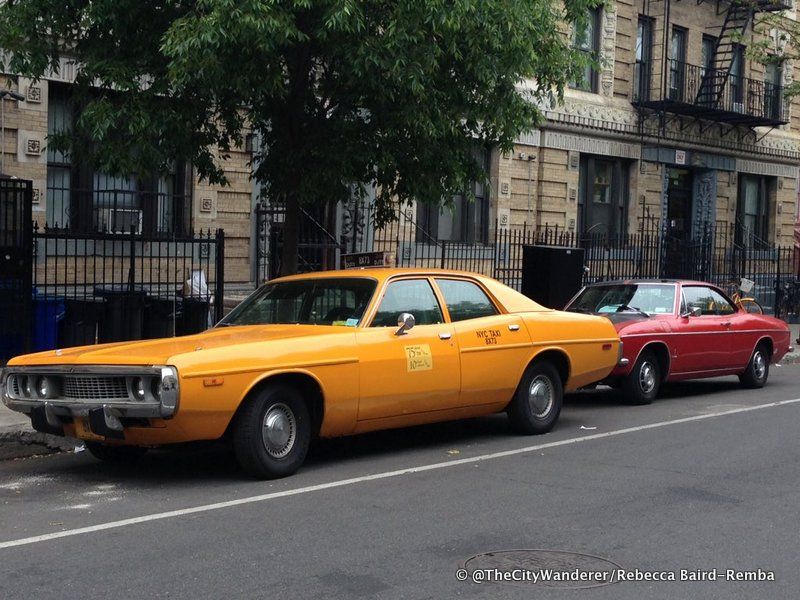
37;377;50;398
132;377;146;400
21;376;33;398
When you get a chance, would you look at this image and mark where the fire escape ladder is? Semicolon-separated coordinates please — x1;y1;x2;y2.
696;2;755;107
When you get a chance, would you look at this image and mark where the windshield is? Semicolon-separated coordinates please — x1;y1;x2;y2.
220;278;377;326
566;284;676;315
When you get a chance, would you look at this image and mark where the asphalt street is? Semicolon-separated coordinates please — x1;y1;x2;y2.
2;367;800;600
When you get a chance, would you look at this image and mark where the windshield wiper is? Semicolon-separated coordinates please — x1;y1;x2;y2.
567;307;593;313
617;304;651;318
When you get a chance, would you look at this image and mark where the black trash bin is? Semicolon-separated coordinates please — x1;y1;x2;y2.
179;297;210;336
59;298;103;348
143;296;180;339
95;285;148;343
521;245;585;309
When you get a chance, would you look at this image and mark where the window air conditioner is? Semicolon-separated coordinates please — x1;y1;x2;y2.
96;208;143;234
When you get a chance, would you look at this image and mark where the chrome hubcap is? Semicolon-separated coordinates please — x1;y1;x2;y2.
262;403;296;459
753;351;766;380
528;375;554;418
639;362;656;394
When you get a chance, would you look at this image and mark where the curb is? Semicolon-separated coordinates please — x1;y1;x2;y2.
781;353;800;365
0;428;81;461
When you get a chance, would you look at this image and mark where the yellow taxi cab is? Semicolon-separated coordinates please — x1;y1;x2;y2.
2;269;621;478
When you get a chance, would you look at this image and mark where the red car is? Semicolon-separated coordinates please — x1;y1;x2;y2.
565;280;793;404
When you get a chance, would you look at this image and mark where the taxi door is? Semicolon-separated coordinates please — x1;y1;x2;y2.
355;278;460;421
432;277;532;407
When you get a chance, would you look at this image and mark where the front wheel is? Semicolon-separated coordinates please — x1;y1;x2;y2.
507;362;563;435
739;344;770;389
85;442;148;463
232;384;311;479
622;350;660;405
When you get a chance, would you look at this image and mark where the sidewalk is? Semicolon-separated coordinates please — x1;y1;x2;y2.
0;403;79;460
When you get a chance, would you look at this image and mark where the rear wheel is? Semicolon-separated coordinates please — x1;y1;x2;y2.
507;361;563;435
85;442;148;463
622;350;660;405
232;384;311;479
739;343;770;389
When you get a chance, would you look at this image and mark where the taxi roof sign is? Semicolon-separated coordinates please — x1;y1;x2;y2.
341;251;396;270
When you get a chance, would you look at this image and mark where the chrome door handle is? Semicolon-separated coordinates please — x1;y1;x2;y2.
508;324;520;331
439;332;452;340
721;322;732;327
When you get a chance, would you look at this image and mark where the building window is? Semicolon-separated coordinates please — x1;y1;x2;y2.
764;60;783;120
570;7;602;92
701;35;716;75
417;149;489;243
45;83;191;236
46;84;72;229
578;156;629;237
736;174;773;246
668;27;687;101
730;45;745;107
634;16;654;102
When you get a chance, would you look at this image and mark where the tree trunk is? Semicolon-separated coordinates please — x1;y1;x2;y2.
281;194;300;275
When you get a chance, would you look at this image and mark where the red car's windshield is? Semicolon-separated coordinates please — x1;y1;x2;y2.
567;284;676;316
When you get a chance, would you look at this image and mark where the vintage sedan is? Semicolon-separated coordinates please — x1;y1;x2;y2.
565;279;793;404
3;269;620;478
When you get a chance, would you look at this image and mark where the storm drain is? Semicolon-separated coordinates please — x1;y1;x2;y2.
461;549;623;589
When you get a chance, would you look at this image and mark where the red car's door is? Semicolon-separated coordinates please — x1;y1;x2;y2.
671;285;741;373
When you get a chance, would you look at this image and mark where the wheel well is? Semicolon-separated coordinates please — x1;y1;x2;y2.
640;342;670;382
529;349;570;386
225;373;324;439
756;337;773;359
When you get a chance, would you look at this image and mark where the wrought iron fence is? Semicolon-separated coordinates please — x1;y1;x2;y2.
342;204;797;313
1;178;33;362
255;202;341;282
31;224;225;349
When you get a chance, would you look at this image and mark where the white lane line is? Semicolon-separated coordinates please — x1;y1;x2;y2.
2;397;799;550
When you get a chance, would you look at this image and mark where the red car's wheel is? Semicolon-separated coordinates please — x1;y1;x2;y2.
739;343;770;389
622;350;660;405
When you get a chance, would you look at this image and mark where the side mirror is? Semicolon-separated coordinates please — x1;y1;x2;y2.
395;312;415;336
681;307;702;318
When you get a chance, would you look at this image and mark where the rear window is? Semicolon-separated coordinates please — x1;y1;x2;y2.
435;279;497;321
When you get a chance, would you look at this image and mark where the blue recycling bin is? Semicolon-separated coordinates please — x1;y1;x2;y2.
32;292;65;352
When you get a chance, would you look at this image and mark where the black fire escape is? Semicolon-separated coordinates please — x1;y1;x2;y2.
634;0;790;128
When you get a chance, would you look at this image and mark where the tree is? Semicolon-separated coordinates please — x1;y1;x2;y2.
1;0;598;274
751;7;800;98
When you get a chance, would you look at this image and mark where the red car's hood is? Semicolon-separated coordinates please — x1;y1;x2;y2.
608;315;672;335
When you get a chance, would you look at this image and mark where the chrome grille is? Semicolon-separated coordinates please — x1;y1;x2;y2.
10;376;20;397
62;376;129;400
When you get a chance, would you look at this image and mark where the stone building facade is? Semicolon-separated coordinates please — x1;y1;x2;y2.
0;64;255;285
3;0;800;288
489;0;800;250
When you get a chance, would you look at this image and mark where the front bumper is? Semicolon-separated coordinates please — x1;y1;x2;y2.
1;365;179;438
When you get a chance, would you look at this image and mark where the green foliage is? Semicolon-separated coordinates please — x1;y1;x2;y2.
1;0;598;269
752;10;800;98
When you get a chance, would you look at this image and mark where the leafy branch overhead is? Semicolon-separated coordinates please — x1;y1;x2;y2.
1;0;600;272
751;7;800;98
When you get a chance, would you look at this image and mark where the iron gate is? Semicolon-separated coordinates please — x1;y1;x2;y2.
254;202;342;283
0;178;33;363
